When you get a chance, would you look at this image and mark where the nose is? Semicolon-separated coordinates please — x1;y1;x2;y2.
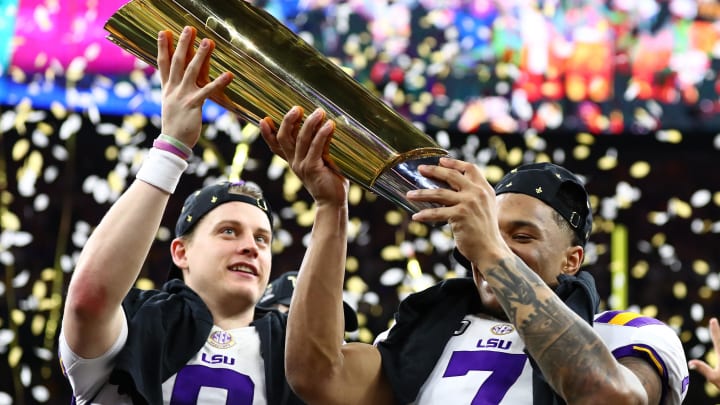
236;231;259;256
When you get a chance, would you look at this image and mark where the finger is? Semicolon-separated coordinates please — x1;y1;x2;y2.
276;106;304;154
320;120;335;161
185;36;196;70
688;360;715;380
196;38;215;87
156;30;173;85
169;26;196;85
259;118;285;158
259;116;276;135
410;204;455;223
183;38;213;88
296;108;326;161
407;187;460;207
189;40;232;103
416;163;466;191
709;317;720;354
437;157;486;188
196;71;233;103
306;119;334;163
183;39;231;104
438;156;470;171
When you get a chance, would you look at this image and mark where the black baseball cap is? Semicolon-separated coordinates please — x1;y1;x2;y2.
256;271;359;332
168;180;273;280
454;162;592;269
175;180;273;237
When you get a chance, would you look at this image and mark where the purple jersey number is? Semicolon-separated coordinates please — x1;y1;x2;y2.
443;351;527;404
169;365;254;404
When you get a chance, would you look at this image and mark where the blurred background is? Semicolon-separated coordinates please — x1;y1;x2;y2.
1;0;720;403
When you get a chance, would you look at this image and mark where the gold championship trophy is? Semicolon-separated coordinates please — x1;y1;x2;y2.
105;0;449;213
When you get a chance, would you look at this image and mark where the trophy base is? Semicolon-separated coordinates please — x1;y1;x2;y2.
372;156;450;214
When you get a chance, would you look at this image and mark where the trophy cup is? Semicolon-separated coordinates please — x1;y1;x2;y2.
104;0;450;213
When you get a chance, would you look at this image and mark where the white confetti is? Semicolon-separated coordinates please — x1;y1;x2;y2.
379;267;405;286
0;329;15;348
690;189;711;207
0;251;14;266
59;114;82;140
20;364;30;386
51;144;69;161
43;165;59;183
12;270;31;288
31;128;49;147
31;385;50;403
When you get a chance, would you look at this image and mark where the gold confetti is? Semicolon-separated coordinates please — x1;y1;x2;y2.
11;138;30;161
629;161;651;178
572;144;591;160
32;314;46;336
8;346;22;368
346;276;368;294
380;245;403;261
693;260;710;275
673;282;687;299
346;256;359;273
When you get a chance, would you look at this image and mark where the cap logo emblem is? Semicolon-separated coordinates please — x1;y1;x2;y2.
185;215;192;223
211;196;218;203
569;212;581;228
535;186;543;194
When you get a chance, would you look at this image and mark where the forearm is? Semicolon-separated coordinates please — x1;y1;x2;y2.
481;256;644;402
286;203;349;392
67;180;171;318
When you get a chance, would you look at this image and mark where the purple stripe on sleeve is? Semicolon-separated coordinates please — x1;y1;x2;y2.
624;316;665;327
594;310;622;323
612;344;670;402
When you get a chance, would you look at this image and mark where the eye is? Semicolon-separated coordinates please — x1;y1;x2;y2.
255;234;269;244
512;233;533;242
220;227;236;236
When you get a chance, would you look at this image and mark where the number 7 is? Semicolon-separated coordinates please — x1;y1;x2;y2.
443;350;527;404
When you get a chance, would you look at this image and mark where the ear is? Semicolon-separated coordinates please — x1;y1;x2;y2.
170;237;189;271
562;245;584;275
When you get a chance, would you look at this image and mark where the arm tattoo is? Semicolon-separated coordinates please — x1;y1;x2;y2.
481;256;621;400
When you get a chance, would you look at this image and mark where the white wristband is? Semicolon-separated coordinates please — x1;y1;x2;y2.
135;147;188;194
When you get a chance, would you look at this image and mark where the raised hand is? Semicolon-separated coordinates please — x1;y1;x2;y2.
689;317;720;389
157;26;233;149
259;107;348;207
406;157;507;268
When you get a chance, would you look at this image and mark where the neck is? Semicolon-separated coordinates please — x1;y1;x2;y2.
194;289;257;329
210;306;256;330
